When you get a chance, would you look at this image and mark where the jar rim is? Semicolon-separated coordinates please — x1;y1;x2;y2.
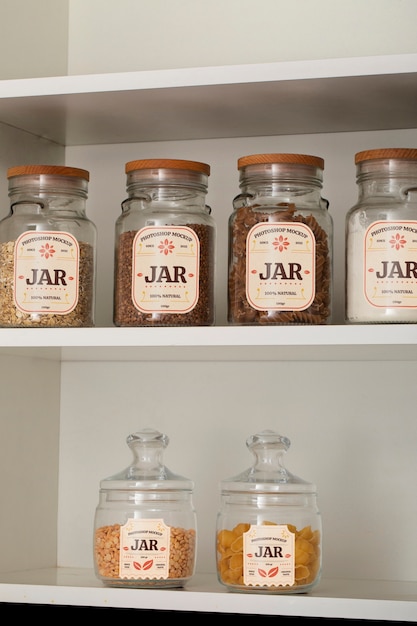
7;164;90;181
100;480;194;492
220;482;316;494
237;153;324;170
125;159;210;176
355;148;417;164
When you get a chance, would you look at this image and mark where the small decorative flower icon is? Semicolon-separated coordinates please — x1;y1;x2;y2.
39;243;56;258
158;238;175;255
389;233;407;250
273;235;289;252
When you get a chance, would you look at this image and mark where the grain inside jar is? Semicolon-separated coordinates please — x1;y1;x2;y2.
114;158;216;326
0;165;97;327
228;153;333;325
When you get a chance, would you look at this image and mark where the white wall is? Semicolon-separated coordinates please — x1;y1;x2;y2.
0;0;69;79
58;357;417;581
0;352;61;572
1;1;416;79
68;0;417;74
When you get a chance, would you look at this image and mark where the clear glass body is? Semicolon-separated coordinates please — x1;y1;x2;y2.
114;159;216;326
93;428;197;589
228;154;333;325
0;165;96;327
346;148;417;323
216;430;322;594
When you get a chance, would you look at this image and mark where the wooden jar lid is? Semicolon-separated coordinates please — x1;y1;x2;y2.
355;148;417;164
125;159;210;176
7;165;90;180
237;153;324;170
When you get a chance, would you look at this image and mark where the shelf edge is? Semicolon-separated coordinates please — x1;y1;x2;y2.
0;54;416;98
0;571;417;620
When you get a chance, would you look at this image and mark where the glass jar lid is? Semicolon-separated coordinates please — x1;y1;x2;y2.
221;430;315;494
100;428;194;492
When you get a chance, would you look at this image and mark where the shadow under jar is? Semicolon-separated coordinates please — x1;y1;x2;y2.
114;158;216;326
228;153;333;325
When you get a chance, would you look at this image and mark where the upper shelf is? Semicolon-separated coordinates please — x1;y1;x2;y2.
0;54;416;146
0;324;416;362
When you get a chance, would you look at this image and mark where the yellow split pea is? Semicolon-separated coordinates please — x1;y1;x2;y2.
216;521;320;587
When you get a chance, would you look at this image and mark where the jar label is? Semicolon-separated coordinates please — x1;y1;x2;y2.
14;230;79;314
119;518;170;580
243;524;295;587
246;222;315;311
360;220;417;309
132;226;199;313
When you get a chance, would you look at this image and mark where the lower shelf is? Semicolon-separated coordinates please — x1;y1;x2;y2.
0;569;416;621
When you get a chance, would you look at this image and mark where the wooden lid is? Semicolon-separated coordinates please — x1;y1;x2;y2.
355;148;417;164
125;159;210;175
238;153;324;170
7;165;89;181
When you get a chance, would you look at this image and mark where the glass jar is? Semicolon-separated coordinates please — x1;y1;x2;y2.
346;148;417;323
228;153;333;324
114;158;215;326
94;428;197;588
0;164;96;327
216;430;322;594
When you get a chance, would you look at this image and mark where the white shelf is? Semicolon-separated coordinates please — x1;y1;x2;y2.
0;325;416;362
1;53;417;621
0;570;416;621
0;54;416;145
